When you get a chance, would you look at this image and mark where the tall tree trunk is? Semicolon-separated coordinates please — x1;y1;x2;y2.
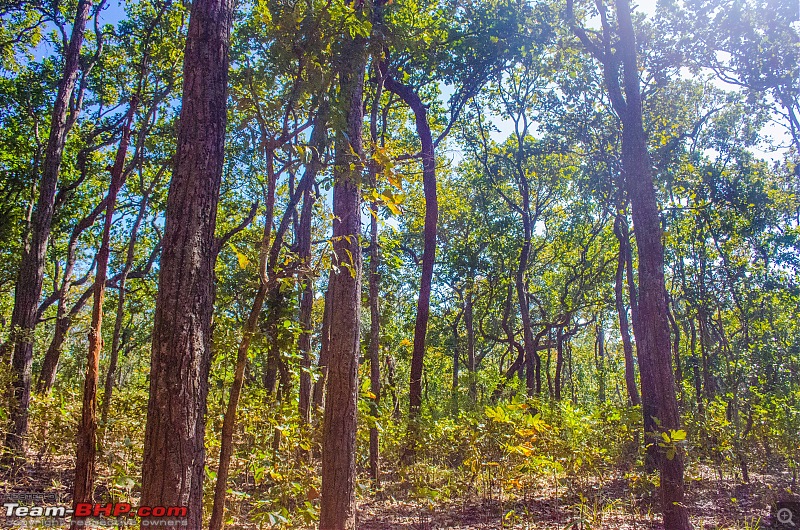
139;0;233;523
71;100;137;526
614;0;691;525
614;214;641;406
6;0;92;455
382;69;438;419
319;9;368;527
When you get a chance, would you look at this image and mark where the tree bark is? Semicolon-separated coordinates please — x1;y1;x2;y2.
514;172;538;398
596;324;606;403
139;0;233;524
450;310;462;412
71;99;137;526
6;0;92;455
319;9;368;527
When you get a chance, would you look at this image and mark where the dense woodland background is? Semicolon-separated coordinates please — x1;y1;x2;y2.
0;0;798;527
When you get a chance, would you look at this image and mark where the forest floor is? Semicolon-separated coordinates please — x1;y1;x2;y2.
0;454;791;529
357;468;785;530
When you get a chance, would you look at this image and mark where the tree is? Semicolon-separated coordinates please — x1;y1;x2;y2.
138;0;234;524
319;0;370;526
72;98;137;527
567;0;692;526
5;0;93;456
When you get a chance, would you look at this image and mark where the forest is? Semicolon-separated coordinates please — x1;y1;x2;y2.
0;0;798;527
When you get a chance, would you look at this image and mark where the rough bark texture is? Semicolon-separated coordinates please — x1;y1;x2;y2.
6;0;92;454
71;100;137;526
139;0;233;524
614;214;641;406
319;12;367;528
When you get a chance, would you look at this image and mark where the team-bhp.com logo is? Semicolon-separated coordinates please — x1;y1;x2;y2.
3;497;188;527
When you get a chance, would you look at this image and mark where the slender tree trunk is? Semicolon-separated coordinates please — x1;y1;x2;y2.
382;69;437;419
263;289;281;394
666;291;684;404
71;100;137;526
319;10;368;527
614;0;691;525
614;214;641;406
294;110;330;424
515;181;538;398
386;354;400;419
139;0;233;523
698;306;714;401
690;317;704;414
6;0;92;455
